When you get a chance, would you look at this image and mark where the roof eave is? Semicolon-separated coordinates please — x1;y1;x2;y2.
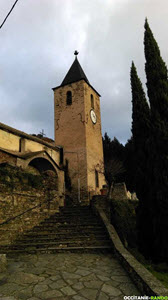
52;79;101;97
0;122;60;151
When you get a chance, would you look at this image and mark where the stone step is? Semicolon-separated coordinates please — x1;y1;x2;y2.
56;212;95;218
43;211;98;217
29;228;104;234
48;208;94;213
0;240;112;251
25;228;106;235
41;218;102;225
32;224;104;230
27;228;106;235
54;216;96;220
15;235;108;243
60;206;91;211
18;233;107;240
0;205;112;255
50;208;93;213
4;245;112;256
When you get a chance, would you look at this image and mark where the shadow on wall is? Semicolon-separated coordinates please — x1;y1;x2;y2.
29;157;56;174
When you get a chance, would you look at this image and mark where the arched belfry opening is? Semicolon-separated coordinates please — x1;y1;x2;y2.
91;94;94;109
66;91;72;105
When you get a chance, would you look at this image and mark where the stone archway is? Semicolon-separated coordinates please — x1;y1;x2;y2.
28;157;59;190
28;157;56;174
28;158;59;208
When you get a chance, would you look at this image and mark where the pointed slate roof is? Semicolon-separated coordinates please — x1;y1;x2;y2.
61;57;90;86
52;52;101;96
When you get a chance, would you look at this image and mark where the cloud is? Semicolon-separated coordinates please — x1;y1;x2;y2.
0;0;167;144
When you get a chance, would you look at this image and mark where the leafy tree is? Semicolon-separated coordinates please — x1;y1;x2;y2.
103;132;112;162
103;133;125;186
103;133;125;161
124;137;135;192
110;137;125;161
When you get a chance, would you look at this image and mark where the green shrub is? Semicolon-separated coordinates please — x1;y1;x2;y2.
0;164;43;190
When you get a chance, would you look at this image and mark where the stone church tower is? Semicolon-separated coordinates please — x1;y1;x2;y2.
53;52;106;203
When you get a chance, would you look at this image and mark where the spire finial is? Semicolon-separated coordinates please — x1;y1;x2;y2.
74;50;79;58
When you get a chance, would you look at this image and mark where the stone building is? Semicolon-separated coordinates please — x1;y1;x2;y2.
53;52;106;203
0;122;65;197
0;52;106;204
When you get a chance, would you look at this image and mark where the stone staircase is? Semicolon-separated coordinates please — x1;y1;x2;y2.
0;205;112;255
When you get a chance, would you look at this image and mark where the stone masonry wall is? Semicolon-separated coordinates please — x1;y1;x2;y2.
0;126;61;167
0;190;61;246
0;165;63;246
110;182;131;200
54;80;106;203
92;194;138;248
0;151;16;166
54;81;88;201
84;82;106;196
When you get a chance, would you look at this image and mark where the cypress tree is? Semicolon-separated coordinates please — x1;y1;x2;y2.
131;62;150;151
130;62;150;196
144;19;168;122
130;62;151;256
144;19;168;262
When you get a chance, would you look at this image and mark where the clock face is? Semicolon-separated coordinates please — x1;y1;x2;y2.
90;109;97;124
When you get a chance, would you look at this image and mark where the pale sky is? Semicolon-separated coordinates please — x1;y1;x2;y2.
0;0;168;144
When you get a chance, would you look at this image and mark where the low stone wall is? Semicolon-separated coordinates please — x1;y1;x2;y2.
92;194;138;248
91;195;111;220
110;198;138;248
0;254;6;272
0;189;42;224
110;182;130;200
0;165;64;246
0;189;63;246
92;204;168;296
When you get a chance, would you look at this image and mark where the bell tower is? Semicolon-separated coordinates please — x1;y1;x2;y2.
53;52;105;203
